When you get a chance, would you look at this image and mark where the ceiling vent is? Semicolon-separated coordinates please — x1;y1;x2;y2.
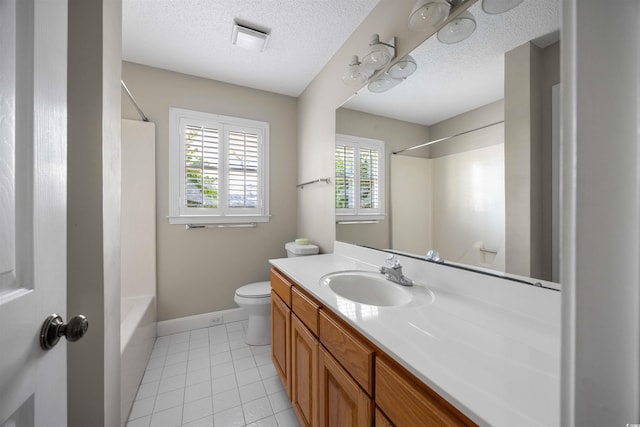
231;20;270;53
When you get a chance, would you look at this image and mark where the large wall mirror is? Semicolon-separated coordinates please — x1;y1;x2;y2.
335;0;561;283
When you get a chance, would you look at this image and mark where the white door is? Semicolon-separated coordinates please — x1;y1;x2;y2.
0;0;69;426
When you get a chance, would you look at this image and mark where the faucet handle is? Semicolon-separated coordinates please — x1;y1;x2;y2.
385;253;395;267
426;249;443;263
385;253;400;268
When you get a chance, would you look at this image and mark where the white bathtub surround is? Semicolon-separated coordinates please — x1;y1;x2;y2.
270;241;561;427
157;307;249;337
121;120;158;426
121;295;157;426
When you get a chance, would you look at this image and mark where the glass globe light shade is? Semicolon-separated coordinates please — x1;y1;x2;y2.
408;0;451;32
368;73;402;93
361;34;392;73
437;11;476;44
341;55;368;86
389;55;417;79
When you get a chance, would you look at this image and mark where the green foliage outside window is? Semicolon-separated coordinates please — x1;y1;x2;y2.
185;127;218;208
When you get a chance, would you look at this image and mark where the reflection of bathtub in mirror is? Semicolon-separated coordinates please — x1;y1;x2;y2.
456;240;505;272
390;122;506;273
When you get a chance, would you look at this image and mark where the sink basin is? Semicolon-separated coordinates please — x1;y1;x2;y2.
319;270;413;306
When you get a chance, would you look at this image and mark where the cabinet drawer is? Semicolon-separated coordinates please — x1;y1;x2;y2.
376;357;476;427
318;310;374;395
270;267;292;306
291;287;320;336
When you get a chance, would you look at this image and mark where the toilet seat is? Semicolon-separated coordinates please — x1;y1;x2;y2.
235;281;270;298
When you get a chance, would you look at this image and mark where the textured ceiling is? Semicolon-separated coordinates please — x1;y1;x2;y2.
344;0;560;125
122;0;560;125
122;0;380;97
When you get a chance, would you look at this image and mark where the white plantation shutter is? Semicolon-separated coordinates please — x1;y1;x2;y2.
227;129;259;209
169;108;269;224
359;147;379;210
335;134;384;220
335;144;355;209
184;124;219;209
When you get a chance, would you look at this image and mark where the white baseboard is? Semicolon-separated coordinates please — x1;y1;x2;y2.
157;307;248;337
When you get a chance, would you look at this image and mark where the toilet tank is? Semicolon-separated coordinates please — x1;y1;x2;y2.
285;241;319;257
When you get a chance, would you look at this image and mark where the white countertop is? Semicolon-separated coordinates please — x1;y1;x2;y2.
269;243;561;427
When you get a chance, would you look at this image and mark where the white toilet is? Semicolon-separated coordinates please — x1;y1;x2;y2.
234;241;319;345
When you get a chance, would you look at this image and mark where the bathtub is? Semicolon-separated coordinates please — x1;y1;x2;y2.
120;295;156;426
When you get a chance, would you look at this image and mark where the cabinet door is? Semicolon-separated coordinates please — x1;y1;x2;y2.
291;314;319;427
318;347;372;427
375;408;395;427
271;291;291;397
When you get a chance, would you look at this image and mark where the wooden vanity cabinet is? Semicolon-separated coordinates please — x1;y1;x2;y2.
291;314;319;427
271;291;291;398
376;356;476;427
318;346;372;427
270;267;475;427
270;268;293;398
375;408;394;427
290;286;321;427
318;310;374;395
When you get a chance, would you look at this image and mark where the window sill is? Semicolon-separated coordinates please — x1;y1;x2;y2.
335;214;385;223
168;215;270;225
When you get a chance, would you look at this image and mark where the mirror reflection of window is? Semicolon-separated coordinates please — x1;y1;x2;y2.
335;134;385;222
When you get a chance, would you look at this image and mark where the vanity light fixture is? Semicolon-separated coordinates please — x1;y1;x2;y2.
341;55;369;86
437;10;476;44
342;34;411;93
481;0;525;14
408;0;452;32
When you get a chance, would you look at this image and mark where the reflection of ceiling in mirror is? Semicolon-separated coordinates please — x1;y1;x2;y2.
344;0;560;126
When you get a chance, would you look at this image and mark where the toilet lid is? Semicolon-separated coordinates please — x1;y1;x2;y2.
236;281;271;298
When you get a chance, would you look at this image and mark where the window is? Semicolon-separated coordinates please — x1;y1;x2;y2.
169;108;269;224
335;134;384;221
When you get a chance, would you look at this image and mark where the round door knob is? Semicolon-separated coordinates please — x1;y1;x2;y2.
40;314;89;350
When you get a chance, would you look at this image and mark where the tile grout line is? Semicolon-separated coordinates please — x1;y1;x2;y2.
127;320;299;427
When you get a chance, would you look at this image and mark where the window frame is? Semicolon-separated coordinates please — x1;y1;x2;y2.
335;134;385;221
169;107;270;225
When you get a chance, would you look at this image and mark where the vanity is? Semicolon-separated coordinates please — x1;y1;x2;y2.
269;242;561;427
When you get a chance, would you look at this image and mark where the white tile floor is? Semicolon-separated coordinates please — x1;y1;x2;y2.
126;321;301;427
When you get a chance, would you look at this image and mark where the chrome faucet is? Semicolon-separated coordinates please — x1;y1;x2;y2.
425;249;444;263
380;254;413;286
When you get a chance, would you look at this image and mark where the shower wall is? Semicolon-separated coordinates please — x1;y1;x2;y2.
121;119;156;299
120;119;157;425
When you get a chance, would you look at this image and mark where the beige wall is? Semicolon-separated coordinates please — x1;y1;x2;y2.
121;62;298;321
505;41;559;281
335;108;430;249
67;0;122;425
